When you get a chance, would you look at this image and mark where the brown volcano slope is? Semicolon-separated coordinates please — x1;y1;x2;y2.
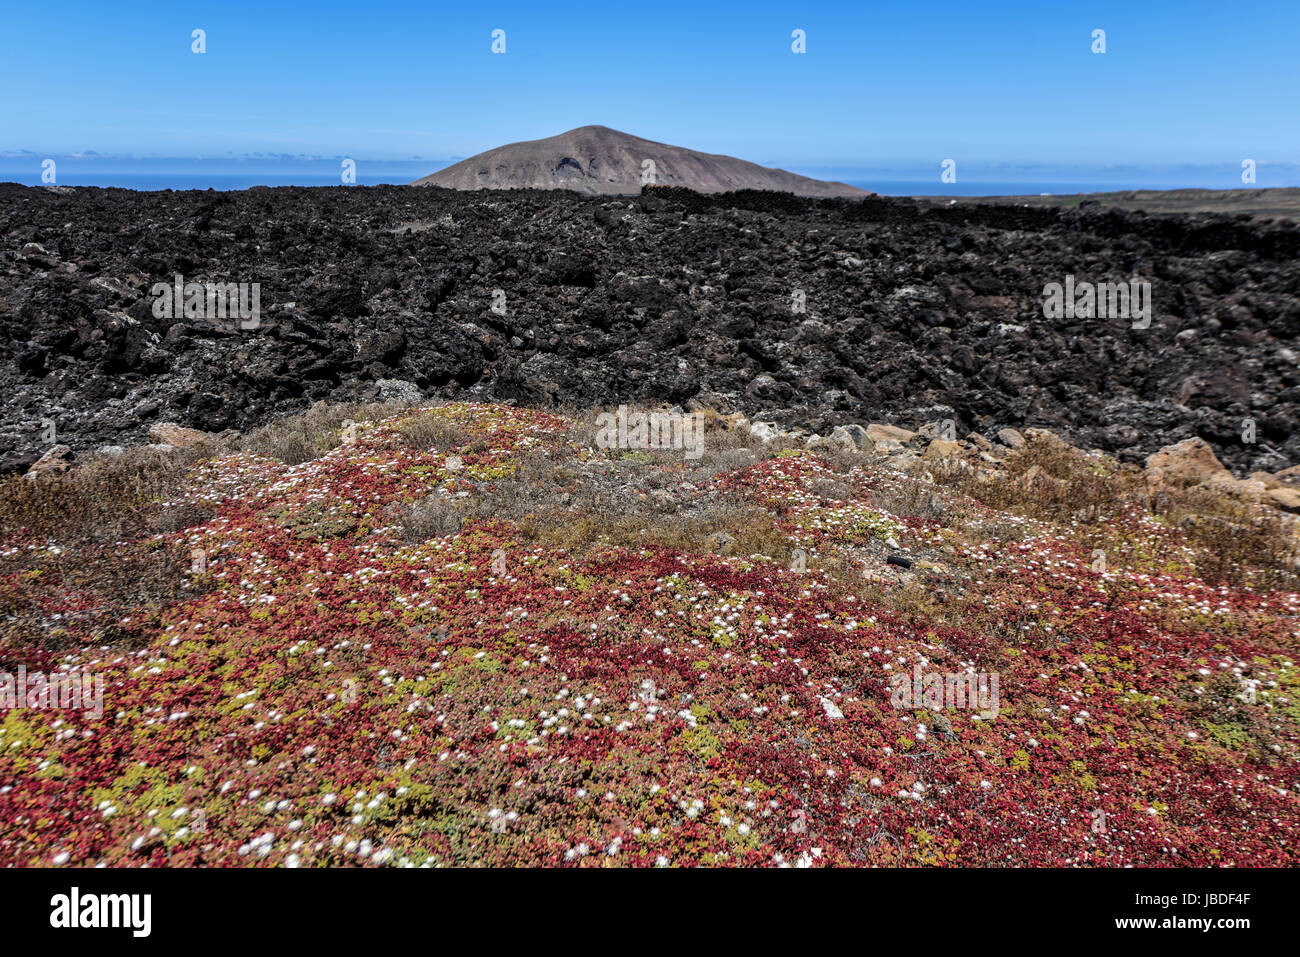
412;125;870;198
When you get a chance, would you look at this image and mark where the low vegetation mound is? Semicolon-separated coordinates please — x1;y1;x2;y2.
1;402;1297;867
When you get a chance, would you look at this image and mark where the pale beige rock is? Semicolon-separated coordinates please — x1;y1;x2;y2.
1250;471;1283;489
1016;464;1065;493
890;453;924;474
1275;465;1300;488
922;438;964;461
825;428;858;452
25;445;73;479
1204;474;1266;500
1145;437;1230;487
147;423;214;449
996;428;1026;450
866;423;917;444
1267;486;1300;513
1023;427;1071;450
830;424;872;451
1197;469;1241;490
1237;479;1268;499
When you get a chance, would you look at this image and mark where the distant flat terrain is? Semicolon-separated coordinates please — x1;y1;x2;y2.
911;187;1300;220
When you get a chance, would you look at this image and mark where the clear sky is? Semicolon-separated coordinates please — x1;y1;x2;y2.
2;0;1296;169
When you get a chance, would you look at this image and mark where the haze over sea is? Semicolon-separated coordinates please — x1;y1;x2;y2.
3;157;1297;196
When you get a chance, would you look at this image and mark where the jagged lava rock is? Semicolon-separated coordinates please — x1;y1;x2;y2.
2;182;1298;474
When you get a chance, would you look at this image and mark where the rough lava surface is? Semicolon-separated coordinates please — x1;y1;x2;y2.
1;182;1298;475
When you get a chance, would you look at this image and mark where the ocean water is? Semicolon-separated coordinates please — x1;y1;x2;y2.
3;175;1265;196
1;160;1293;196
812;164;1300;196
847;180;1254;197
0;160;438;192
2;173;418;191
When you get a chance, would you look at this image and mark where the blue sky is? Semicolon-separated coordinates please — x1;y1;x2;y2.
2;0;1296;171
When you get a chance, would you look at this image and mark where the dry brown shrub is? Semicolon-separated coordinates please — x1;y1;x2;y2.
464;449;572;523
0;447;203;545
814;444;875;473
0;541;211;657
236;400;407;465
697;413;763;453
1154;489;1298;588
928;440;1137;524
395;410;469;450
922;438;1295;587
398;495;464;542
517;499;795;565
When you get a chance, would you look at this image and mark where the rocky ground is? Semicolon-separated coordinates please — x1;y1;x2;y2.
931;186;1300;221
2;181;1298;477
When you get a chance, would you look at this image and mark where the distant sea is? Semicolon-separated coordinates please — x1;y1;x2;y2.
0;159;437;192
843;181;1278;197
2;173;425;191
1;158;1295;196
